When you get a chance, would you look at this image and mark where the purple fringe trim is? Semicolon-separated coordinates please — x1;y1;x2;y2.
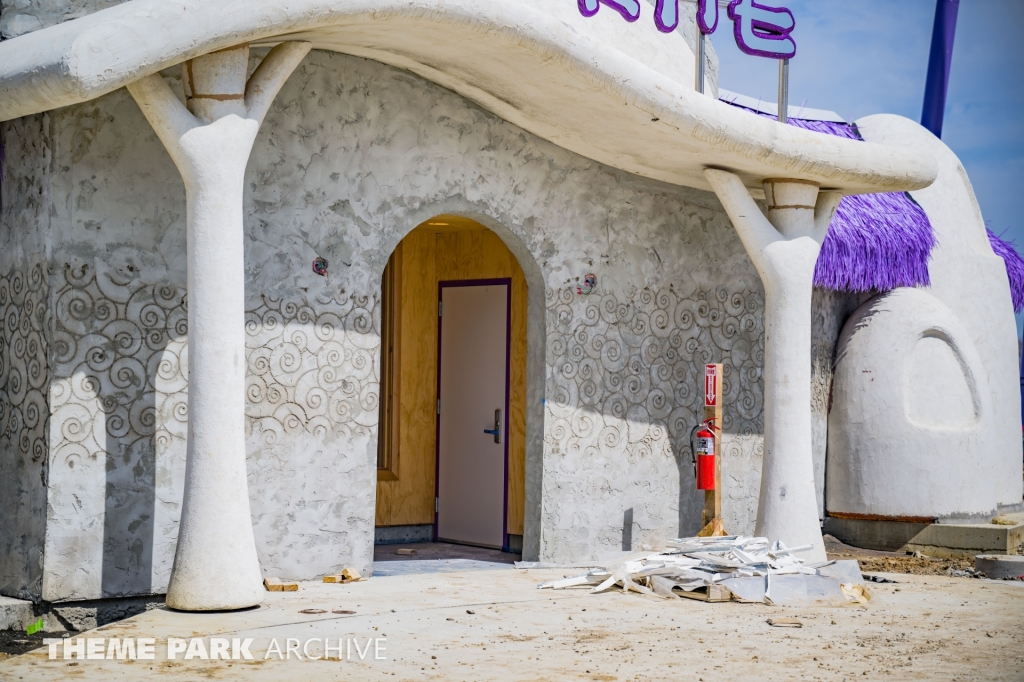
986;229;1024;313
722;102;936;293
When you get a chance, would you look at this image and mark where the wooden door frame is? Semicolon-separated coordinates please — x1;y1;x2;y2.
434;278;513;551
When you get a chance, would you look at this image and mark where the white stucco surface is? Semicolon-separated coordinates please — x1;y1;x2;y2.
0;0;125;38
0;1;964;605
0;0;935;196
827;115;1023;521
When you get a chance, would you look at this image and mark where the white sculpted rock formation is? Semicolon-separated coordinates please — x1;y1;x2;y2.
127;42;311;610
705;169;841;563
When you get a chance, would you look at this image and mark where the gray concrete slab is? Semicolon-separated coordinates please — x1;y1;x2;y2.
372;560;515;577
1;568;1022;679
976;554;1024;580
0;595;33;631
372;541;519;566
825;513;1024;558
372;542;520;577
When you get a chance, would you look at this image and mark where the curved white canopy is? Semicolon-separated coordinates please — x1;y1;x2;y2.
0;0;936;194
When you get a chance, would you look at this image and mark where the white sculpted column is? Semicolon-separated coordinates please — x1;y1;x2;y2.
704;169;841;563
127;42;311;610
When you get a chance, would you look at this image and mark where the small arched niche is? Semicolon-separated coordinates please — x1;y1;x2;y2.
904;331;979;429
374;215;529;554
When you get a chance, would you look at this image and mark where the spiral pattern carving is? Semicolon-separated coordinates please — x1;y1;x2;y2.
46;267;383;482
544;283;766;537
48;263;188;502
244;293;380;450
0;262;50;469
39;259;382;595
546;284;764;439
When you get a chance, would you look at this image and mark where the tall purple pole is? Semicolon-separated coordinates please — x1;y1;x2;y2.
921;0;960;138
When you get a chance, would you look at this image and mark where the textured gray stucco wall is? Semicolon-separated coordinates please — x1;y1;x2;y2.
8;48;766;599
0;114;52;601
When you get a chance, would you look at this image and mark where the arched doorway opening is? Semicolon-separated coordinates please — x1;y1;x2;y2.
374;215;528;558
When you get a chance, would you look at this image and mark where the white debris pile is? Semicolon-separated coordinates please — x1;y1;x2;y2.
535;536;870;606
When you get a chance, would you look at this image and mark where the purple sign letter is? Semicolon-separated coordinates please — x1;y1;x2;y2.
578;0;642;22
657;1;719;35
697;0;719;35
728;0;796;59
654;0;679;33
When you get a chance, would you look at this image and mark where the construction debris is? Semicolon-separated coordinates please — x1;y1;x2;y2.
396;548;417;556
536;535;870;606
863;574;898;583
263;577;298;592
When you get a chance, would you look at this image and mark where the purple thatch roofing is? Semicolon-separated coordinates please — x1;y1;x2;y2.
785;118;936;291
986;229;1024;313
720;100;937;292
784;114;1024;304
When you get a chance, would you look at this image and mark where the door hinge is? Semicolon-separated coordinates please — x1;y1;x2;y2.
437;399;441;414
438;301;442;317
435;497;439;513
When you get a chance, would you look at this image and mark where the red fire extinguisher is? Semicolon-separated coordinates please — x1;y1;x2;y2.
689;419;718;491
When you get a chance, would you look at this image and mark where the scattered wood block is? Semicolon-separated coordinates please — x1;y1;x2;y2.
263;577;298;592
323;567;363;584
396;548;417;556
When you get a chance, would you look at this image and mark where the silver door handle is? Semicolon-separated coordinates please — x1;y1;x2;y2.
483;409;501;444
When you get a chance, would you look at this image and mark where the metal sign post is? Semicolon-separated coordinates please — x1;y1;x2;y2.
695;31;706;94
778;58;789;123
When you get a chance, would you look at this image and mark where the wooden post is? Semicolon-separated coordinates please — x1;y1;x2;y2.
700;363;727;536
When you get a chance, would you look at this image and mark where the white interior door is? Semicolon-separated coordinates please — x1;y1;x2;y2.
437;283;509;548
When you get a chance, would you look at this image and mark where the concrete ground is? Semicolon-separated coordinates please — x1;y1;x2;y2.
372;541;519;576
1;561;1022;681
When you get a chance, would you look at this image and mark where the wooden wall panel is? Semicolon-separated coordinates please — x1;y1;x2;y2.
376;221;527;538
375;228;437;526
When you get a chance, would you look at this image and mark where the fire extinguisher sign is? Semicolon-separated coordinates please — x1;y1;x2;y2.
704;364;718;407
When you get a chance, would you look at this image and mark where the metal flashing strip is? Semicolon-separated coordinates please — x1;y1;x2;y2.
718;88;847;123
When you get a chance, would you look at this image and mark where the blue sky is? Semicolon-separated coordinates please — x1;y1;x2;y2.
708;0;1024;336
